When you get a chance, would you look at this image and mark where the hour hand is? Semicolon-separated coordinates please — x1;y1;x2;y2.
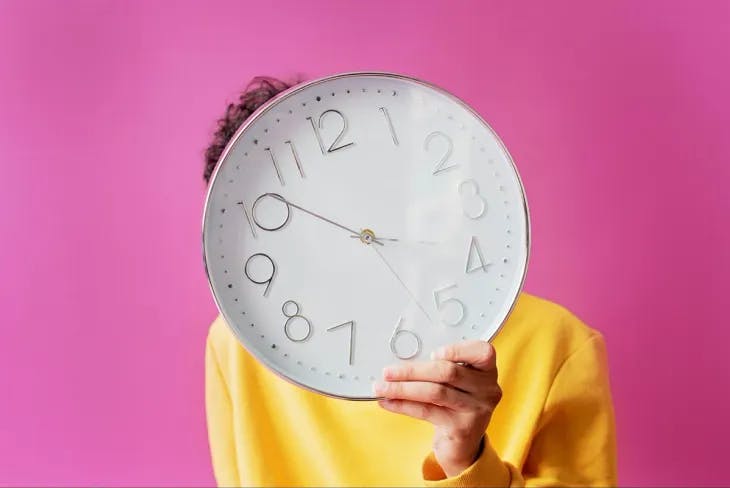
260;193;384;245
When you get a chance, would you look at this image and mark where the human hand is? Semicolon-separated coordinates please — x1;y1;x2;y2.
374;340;502;477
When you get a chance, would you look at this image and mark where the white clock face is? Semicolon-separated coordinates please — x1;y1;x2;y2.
203;73;529;399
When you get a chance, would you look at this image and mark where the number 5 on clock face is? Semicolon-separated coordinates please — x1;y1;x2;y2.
202;72;529;399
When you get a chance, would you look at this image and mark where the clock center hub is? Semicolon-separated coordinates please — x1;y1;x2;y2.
359;228;376;245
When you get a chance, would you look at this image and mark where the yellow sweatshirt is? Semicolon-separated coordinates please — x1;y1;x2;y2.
205;292;617;487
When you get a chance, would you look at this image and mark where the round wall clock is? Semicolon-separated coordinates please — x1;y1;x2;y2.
202;72;529;399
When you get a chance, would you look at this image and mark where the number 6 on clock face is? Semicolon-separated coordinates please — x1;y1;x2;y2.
390;317;422;360
203;72;529;399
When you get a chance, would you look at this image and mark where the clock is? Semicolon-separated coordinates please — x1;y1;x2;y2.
202;72;529;399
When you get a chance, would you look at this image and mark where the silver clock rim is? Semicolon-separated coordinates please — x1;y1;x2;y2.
201;71;531;401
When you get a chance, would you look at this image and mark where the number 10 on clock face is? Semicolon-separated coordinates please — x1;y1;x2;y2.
203;73;529;399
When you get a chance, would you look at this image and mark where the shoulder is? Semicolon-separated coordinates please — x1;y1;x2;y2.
207;314;235;347
496;292;603;363
205;314;248;368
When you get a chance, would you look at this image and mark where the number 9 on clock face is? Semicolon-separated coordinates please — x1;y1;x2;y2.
202;72;529;399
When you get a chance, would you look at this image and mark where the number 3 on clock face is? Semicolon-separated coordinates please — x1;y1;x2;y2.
203;72;529;399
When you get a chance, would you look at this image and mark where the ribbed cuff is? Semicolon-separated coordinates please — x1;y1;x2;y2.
422;437;511;487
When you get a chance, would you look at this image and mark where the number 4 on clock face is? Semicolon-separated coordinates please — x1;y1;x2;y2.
466;236;491;274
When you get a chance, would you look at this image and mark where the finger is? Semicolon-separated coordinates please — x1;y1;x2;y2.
433;340;497;372
374;380;478;411
382;360;484;393
377;398;452;425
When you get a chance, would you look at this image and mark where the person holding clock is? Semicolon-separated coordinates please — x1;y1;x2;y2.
203;76;618;487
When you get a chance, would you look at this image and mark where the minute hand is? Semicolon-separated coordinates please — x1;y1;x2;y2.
266;193;384;245
372;245;435;324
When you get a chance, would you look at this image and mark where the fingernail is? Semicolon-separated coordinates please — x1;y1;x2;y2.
382;366;393;379
432;347;446;359
372;381;385;396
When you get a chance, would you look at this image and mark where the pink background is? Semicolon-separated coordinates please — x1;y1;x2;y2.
1;0;728;485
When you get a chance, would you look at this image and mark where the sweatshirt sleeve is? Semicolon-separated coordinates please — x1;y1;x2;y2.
421;332;618;487
205;335;241;487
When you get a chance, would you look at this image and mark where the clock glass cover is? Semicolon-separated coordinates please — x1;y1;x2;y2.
203;72;529;399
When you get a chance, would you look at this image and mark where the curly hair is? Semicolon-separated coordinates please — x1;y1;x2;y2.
203;76;291;183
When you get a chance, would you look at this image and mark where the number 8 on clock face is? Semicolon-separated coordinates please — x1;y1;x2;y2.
203;72;530;399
